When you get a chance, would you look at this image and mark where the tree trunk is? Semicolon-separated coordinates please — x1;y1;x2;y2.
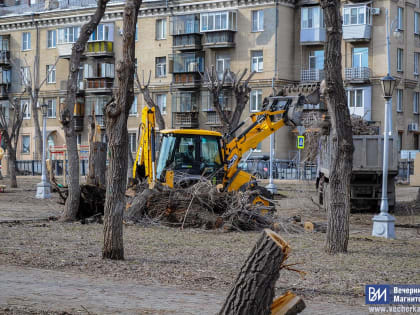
219;229;290;315
321;0;354;254
103;0;141;260
8;147;17;188
127;149;134;180
87;142;107;186
60;0;110;222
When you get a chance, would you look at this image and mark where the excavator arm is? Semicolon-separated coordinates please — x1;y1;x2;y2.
223;95;305;192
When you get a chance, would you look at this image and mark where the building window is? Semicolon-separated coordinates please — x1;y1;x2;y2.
415;53;420;75
352;47;368;68
47;30;56;48
21;135;30;154
156;19;167;40
129;95;137;116
76;133;82;145
251;51;263;72
46;65;56;83
200;11;237;32
309;50;324;70
21;99;30;119
415;12;420;34
414;92;419;114
89;23;113;41
22;32;31;51
343;6;370;25
396;89;403;112
398;131;403;151
128;132;137;153
156;93;167;115
216;54;230;80
155;57;166;77
347;89;363;107
252;10;264;32
397;7;404;30
57;26;80;44
397;48;403;72
98;63;114;78
46;98;56;118
414;134;419;150
20;67;30;86
250;90;262;112
301;6;323;29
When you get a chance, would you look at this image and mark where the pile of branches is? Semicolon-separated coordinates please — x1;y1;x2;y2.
125;180;301;232
351;115;379;135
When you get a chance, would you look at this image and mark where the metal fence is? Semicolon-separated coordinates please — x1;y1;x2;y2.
16;160;88;176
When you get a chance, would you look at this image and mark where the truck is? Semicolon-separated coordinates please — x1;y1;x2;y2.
316;135;399;211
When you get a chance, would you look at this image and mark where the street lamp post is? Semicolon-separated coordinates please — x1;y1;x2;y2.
36;103;51;199
372;9;396;239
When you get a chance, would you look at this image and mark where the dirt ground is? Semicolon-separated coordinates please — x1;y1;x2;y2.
0;176;419;314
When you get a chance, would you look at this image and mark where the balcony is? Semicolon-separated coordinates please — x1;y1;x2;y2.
173;73;201;88
300;69;324;82
343;25;371;42
57;43;73;58
0;50;10;65
0;84;8;99
95;114;105;128
300;28;326;45
60;80;85;94
173;34;202;51
345;67;371;83
85;77;114;93
202;31;235;49
73;116;84;131
85;41;114;57
173;112;199;128
205;110;232;126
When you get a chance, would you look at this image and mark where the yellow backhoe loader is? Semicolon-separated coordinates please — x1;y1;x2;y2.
132;94;307;207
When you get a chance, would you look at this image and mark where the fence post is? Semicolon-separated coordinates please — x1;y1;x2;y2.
31;160;35;176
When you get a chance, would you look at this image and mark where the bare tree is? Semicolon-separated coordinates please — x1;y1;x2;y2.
60;0;111;222
135;70;165;130
0;98;26;187
103;0;142;260
202;68;255;134
320;0;354;254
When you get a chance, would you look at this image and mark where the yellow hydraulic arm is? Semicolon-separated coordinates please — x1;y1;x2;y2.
133;106;156;183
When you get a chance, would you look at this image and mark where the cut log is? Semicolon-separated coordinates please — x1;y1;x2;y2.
271;291;306;315
219;229;291;315
87;142;107;187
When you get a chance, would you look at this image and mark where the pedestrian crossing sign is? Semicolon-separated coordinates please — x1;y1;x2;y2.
297;136;304;149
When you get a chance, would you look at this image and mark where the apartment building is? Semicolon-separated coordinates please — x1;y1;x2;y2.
0;0;418;165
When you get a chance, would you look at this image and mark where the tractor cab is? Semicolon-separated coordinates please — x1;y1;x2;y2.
156;130;225;187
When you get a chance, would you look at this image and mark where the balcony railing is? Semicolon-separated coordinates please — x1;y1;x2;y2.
173;34;202;51
345;67;371;82
343;25;372;42
60;80;85;92
86;41;114;56
300;28;326;44
73;116;84;131
173;112;199;128
300;69;324;82
205;110;232;125
85;77;114;91
173;73;201;88
0;50;10;65
202;31;235;48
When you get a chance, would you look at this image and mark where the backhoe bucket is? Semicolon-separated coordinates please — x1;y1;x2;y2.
285;95;305;127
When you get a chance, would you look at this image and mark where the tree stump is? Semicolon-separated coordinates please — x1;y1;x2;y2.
219;229;291;315
87;142;107;187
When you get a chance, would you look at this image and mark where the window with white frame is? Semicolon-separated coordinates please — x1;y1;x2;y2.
252;10;264;32
309;50;324;70
415;52;419;75
21;67;30;86
250;90;262;112
21;99;30;119
57;26;80;44
396;89;403;112
21;135;30;154
156;93;167;114
22;32;31;50
129;95;138;116
200;11;237;32
98;63;114;78
0;68;10;84
301;6;324;29
47;30;56;48
251;51;263;72
397;48;404;72
89;23;113;41
46;98;56;118
343;6;370;25
128;132;137;153
347;89;363;107
156;19;167;40
415;12;420;34
155;57;166;77
397;7;404;30
46;65;56;83
352;47;368;68
216;54;230;80
414;92;419;114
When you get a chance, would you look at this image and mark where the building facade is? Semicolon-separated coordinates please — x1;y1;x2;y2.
0;0;418;164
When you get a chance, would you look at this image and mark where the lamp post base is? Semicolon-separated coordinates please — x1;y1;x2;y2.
265;183;277;195
36;181;51;199
372;212;395;239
